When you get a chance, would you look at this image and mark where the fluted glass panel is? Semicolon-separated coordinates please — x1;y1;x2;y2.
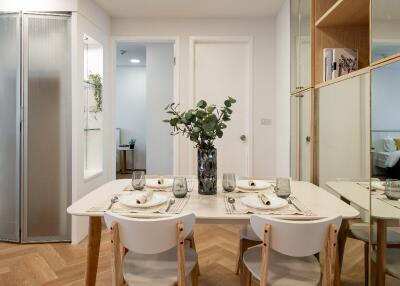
23;14;71;242
0;13;20;242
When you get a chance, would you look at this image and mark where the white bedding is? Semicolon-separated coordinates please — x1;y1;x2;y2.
375;150;400;168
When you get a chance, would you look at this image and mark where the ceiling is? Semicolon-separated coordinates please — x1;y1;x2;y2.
94;0;285;18
116;43;146;66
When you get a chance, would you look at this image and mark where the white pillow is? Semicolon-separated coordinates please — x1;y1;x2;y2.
383;138;396;152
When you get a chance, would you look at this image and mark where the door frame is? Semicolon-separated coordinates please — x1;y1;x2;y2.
111;36;180;175
188;36;254;176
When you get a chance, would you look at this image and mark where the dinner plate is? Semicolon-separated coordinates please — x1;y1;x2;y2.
146;178;173;189
240;194;288;210
237;180;271;191
119;192;168;208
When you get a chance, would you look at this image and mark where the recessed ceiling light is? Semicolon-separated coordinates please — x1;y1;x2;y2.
130;58;141;64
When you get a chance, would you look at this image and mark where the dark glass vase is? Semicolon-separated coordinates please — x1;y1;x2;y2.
197;148;217;195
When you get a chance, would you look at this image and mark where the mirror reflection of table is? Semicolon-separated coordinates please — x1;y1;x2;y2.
118;147;134;174
326;181;400;286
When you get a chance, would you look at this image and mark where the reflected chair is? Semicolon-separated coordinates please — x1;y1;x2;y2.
242;215;342;286
104;211;199;286
371;248;400;281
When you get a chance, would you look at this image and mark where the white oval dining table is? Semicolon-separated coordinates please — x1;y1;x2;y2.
67;179;359;286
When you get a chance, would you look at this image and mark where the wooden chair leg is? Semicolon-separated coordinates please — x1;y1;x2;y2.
111;222;125;286
243;265;252;286
236;239;244;275
191;263;199;286
363;242;369;286
187;234;200;276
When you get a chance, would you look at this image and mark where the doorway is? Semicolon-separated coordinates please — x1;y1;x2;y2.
114;40;177;178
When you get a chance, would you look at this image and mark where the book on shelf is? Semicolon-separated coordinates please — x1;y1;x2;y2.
323;48;358;82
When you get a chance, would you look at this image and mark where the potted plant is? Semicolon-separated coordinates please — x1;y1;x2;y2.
129;139;136;149
163;97;236;195
84;73;103;114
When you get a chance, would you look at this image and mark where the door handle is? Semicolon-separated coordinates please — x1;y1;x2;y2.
306;136;311;143
240;135;247;142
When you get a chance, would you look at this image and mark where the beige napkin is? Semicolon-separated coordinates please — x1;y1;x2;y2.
136;189;154;204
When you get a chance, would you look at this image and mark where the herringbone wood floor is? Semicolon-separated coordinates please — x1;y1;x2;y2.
0;224;398;285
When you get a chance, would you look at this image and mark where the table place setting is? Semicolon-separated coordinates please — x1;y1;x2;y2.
88;173;193;214
223;192;313;215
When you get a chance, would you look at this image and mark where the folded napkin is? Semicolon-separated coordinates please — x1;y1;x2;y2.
136;189;153;204
258;193;271;205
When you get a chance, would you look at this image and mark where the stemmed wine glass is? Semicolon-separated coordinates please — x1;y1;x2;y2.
222;173;236;192
131;171;145;190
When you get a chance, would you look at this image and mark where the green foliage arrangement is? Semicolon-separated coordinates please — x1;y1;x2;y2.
84;73;102;113
163;97;236;150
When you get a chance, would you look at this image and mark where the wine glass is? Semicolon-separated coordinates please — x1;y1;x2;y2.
173;177;188;198
222;173;236;192
131;171;145;190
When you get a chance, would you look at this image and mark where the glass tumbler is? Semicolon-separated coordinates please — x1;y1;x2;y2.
131;171;145;190
222;173;236;192
173;177;188;198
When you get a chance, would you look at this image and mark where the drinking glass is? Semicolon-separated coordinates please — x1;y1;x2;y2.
275;177;291;198
131;171;145;190
173;177;188;198
385;179;400;200
222;173;236;192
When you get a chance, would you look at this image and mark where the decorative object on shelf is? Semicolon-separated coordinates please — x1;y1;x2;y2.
128;139;136;149
163;97;236;195
323;48;358;81
84;73;103;113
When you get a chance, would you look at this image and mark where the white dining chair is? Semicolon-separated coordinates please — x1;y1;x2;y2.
104;211;199;286
242;215;342;286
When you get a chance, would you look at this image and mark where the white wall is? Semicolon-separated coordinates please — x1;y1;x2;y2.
371;63;400;131
274;0;291;177
146;43;174;175
116;67;147;169
111;18;276;177
71;1;111;243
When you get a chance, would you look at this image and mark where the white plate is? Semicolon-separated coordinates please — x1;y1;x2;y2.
237;180;271;191
240;194;288;210
146;178;173;189
119;192;168;208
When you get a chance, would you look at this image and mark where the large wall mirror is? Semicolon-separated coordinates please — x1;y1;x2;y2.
290;0;311;93
372;0;400;62
83;34;103;178
370;60;400;285
317;73;370;284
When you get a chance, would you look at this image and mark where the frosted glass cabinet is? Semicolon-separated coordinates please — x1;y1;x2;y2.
290;0;312;93
290;90;312;182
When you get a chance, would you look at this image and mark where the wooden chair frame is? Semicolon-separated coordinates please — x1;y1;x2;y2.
110;221;199;286
243;224;338;286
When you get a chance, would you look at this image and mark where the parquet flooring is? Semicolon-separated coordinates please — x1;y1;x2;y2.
0;224;398;285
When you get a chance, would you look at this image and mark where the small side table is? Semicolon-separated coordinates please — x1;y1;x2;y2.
118;147;134;174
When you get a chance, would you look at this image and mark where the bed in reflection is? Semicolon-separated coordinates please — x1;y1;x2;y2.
372;133;400;179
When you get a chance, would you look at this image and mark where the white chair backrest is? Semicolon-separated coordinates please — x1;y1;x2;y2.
104;212;196;254
250;215;342;257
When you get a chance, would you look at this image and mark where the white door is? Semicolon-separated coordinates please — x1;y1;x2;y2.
191;38;252;177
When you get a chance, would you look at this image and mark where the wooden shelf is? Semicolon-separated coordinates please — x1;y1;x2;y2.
315;0;369;28
315;67;370;89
